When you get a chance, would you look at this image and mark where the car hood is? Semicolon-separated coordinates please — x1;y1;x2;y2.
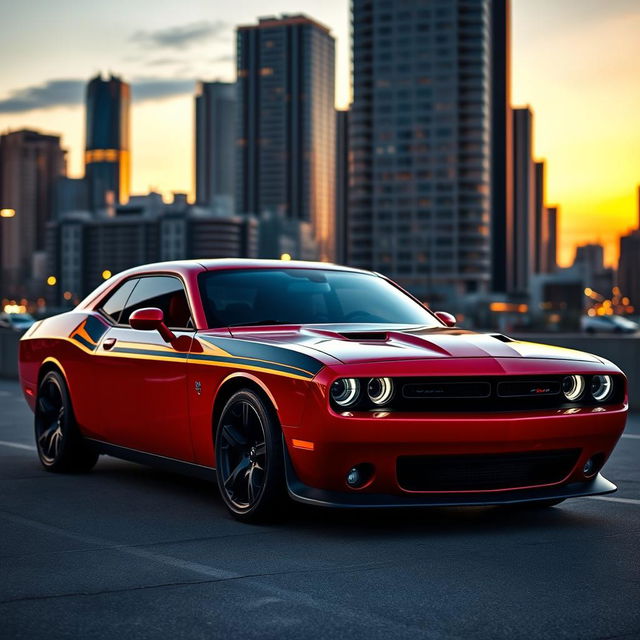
224;324;603;365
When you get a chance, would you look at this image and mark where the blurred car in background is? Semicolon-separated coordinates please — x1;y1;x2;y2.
0;312;36;332
581;314;639;334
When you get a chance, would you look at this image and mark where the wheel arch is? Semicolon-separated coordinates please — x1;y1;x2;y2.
211;372;280;437
38;357;70;389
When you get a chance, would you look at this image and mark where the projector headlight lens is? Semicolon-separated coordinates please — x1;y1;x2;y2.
591;375;613;402
330;378;360;407
562;375;585;401
367;377;394;405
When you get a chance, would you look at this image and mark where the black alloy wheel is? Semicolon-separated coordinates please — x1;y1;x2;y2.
215;390;286;522
35;371;98;472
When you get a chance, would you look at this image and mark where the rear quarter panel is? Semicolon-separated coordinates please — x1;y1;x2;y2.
19;312;110;438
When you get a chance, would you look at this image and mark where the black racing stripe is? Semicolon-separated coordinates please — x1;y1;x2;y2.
110;346;314;378
188;353;314;378
200;336;324;376
112;347;189;360
72;335;97;351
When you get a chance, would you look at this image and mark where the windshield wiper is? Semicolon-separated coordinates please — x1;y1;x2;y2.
226;319;295;327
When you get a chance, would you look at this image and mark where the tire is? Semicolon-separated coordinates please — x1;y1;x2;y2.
214;389;287;522
35;370;99;473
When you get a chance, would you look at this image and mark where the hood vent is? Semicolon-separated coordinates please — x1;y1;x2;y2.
339;332;388;342
489;333;514;343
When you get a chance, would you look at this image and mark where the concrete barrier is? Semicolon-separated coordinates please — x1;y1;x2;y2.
0;329;20;379
1;328;638;409
512;333;640;411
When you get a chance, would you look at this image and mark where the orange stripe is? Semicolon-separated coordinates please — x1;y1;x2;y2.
292;439;315;451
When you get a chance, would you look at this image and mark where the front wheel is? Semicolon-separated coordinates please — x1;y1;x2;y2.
35;370;99;472
214;390;287;522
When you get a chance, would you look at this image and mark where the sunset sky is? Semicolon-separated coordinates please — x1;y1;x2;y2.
0;0;638;267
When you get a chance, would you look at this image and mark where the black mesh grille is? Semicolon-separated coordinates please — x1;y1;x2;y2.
396;449;581;492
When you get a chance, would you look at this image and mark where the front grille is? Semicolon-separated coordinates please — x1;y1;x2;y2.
391;375;624;412
396;449;581;492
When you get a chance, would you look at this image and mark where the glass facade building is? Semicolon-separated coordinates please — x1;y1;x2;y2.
195;82;237;215
349;0;497;307
236;15;336;262
85;74;131;212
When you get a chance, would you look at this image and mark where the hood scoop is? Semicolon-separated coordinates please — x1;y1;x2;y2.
338;331;388;342
489;333;515;343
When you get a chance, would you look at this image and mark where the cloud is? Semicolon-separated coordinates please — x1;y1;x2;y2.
0;79;84;113
131;20;228;50
0;77;196;113
209;53;234;63
132;78;195;101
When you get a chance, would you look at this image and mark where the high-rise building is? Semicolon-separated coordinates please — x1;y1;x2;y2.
541;205;558;274
236;14;336;261
0;129;66;297
195;82;237;215
85;74;131;212
490;0;512;293
349;0;494;307
533;160;545;274
618;193;640;307
335;109;349;265
510;107;535;293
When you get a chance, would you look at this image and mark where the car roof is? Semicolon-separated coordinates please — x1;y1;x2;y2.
128;258;372;275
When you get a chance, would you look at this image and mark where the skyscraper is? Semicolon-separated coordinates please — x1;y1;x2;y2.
349;0;494;306
335;109;349;265
490;0;512;293
533;160;545;274
510;107;535;293
236;14;336;261
618;192;640;307
542;205;558;274
85;74;131;212
0;129;65;297
195;82;237;214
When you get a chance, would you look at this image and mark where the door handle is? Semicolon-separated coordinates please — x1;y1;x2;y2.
103;338;117;351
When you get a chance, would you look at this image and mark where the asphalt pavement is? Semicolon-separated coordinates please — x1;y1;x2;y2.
1;378;639;640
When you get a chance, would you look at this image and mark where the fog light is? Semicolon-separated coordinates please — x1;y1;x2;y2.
345;463;375;489
346;467;361;487
583;457;595;476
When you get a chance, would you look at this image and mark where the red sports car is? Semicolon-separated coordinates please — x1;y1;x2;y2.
19;260;627;521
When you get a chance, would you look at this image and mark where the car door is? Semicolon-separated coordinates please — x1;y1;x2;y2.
93;275;195;461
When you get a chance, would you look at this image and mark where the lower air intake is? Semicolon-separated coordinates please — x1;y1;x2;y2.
396;449;581;492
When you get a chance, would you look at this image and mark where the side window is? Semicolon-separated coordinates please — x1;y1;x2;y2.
119;276;193;329
99;279;139;324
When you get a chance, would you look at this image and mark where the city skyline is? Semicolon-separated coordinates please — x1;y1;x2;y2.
0;0;639;267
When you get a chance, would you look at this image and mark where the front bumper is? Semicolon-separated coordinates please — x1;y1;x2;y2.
282;393;627;506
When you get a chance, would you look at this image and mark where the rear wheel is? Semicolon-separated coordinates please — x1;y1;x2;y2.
35;370;98;472
215;390;287;522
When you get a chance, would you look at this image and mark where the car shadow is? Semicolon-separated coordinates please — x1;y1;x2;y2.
89;456;604;539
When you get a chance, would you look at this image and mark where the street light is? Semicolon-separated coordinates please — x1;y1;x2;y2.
280;253;292;261
102;270;112;280
0;208;16;218
47;276;57;286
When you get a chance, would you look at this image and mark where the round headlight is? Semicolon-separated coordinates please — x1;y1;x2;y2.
367;377;394;405
330;378;360;407
591;375;613;402
562;375;585;401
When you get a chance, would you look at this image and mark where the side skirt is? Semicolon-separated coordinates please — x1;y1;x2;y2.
87;439;216;482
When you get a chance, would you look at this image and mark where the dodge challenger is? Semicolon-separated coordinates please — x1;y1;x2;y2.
18;259;627;521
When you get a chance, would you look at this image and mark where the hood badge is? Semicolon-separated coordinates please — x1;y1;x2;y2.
195;380;202;396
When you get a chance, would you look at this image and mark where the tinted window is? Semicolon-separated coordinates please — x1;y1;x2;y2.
120;276;193;328
198;269;440;328
100;278;138;323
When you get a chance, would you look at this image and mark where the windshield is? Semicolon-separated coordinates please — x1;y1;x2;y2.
198;268;441;328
